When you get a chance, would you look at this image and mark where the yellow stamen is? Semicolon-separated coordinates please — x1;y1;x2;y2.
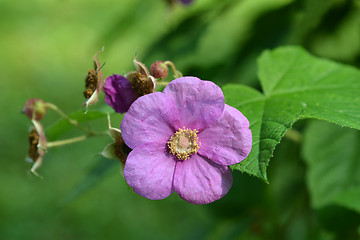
167;127;200;160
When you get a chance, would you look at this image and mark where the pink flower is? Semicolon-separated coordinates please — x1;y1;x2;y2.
121;77;252;204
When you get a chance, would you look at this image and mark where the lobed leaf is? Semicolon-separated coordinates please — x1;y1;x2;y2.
224;46;360;182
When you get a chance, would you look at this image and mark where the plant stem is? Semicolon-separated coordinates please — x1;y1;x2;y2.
156;81;170;86
47;135;89;148
164;61;182;78
45;103;90;133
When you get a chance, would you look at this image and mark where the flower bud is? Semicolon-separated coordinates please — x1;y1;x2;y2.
103;74;137;113
150;61;169;79
23;98;47;121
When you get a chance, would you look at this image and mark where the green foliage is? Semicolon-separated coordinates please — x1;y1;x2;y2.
303;120;360;213
3;0;360;239
59;156;118;206
46;107;113;140
196;0;294;66
224;46;360;182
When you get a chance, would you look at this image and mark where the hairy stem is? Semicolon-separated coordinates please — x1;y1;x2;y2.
45;103;91;133
164;61;183;78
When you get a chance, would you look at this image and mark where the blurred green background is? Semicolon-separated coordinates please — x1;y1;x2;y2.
1;0;360;239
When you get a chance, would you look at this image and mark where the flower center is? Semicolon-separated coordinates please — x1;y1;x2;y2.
167;127;200;160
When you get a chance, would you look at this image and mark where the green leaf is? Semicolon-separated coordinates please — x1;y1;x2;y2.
224;46;360;182
303;120;360;213
46;107;113;140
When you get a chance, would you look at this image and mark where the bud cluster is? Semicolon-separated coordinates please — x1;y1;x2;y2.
23;48;183;177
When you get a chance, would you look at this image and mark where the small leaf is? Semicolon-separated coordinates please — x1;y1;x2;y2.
303;120;360;213
224;46;360;181
46;108;113;140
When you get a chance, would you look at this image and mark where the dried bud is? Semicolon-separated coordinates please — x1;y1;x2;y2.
27;120;47;177
126;59;155;97
23;98;47;121
101;131;131;164
28;128;40;161
101;114;131;165
84;48;104;109
113;135;132;164
132;72;155;97
150;61;169;79
83;69;98;99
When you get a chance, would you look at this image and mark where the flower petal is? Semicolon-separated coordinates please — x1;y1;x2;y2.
103;74;137;113
121;92;180;149
173;154;233;204
198;104;252;166
124;142;176;200
163;77;225;131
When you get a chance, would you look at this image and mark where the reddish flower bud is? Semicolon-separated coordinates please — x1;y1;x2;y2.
150;61;169;79
23;98;47;121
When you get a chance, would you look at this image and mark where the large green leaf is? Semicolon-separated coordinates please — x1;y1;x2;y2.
303;120;360;213
224;46;360;182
